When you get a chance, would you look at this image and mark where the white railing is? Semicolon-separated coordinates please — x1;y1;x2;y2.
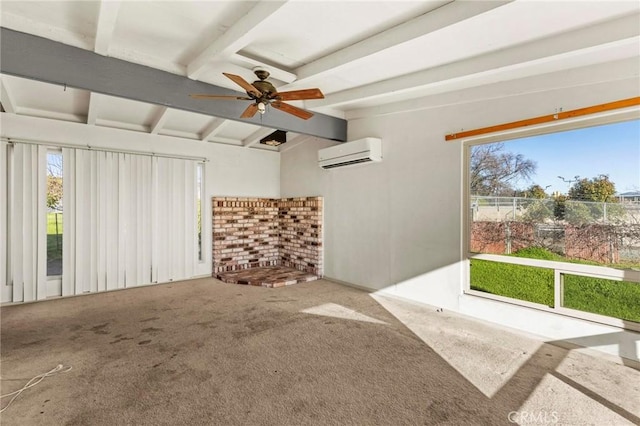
468;253;640;332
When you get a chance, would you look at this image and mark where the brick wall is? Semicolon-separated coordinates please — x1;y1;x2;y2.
470;222;534;254
212;198;279;273
565;224;619;264
471;221;620;263
279;197;323;275
212;196;323;276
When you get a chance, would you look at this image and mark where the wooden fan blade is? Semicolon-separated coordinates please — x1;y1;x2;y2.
223;73;262;97
271;101;314;120
190;94;252;100
240;103;259;118
273;88;324;101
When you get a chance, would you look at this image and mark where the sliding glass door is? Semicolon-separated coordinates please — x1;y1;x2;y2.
3;141;203;303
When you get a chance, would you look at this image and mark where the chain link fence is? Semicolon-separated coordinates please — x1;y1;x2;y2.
471;196;640;224
470;196;640;264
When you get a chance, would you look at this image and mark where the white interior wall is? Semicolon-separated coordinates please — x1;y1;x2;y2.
1;114;280;278
281;72;640;362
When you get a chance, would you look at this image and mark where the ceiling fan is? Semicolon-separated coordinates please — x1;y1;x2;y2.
189;69;324;120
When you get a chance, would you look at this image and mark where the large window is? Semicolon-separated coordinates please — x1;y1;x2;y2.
466;118;640;329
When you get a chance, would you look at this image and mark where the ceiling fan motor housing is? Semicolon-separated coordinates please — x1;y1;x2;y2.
253;68;270;80
252;80;277;97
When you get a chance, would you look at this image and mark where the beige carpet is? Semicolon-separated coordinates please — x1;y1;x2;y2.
1;278;638;425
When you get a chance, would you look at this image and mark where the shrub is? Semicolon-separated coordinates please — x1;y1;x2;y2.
522;200;553;222
565;201;593;225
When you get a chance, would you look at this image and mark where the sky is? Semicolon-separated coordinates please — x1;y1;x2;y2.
500;119;640;196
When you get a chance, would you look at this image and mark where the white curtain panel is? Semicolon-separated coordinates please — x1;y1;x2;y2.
152;157;197;283
4;143;47;303
62;148;150;296
0;141;7;302
64;150;197;296
4;144;199;303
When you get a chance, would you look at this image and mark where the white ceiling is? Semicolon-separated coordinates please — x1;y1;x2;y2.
1;0;639;150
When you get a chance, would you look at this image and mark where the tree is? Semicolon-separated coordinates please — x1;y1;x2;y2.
470;143;537;196
47;175;63;209
568;174;617;202
46;152;63;210
523;199;553;222
566;175;623;222
524;184;547;199
553;194;567;220
555;175;625;223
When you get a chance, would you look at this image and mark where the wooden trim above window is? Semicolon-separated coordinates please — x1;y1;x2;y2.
445;96;640;141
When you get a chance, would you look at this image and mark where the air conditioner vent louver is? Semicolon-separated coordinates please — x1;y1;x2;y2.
321;158;372;169
318;138;382;169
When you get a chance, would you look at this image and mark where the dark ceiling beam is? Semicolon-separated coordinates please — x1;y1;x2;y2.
0;28;347;142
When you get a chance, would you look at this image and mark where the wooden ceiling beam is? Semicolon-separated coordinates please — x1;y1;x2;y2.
0;77;18;114
149;106;169;134
186;1;288;80
200;118;228;141
291;1;511;86
86;92;101;125
94;1;121;55
315;14;640;108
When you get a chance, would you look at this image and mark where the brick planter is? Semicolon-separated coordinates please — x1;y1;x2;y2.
212;196;323;286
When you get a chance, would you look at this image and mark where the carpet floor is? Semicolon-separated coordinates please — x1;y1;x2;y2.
1;278;638;425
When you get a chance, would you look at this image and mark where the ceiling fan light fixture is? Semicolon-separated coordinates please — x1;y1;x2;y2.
260;130;287;147
190;72;323;120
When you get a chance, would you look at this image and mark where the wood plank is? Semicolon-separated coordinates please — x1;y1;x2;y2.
445;97;640;141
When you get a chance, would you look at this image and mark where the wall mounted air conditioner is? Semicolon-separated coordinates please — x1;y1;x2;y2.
318;137;382;169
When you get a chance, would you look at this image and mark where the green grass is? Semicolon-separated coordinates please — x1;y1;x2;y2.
47;212;63;234
563;275;640;322
470;247;640;323
470;260;554;306
47;213;63;260
47;235;63;260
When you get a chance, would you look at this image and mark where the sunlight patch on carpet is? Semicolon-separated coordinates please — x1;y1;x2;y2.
301;303;387;324
371;293;542;398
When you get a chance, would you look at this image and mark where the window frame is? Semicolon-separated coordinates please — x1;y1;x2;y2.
462;107;640;332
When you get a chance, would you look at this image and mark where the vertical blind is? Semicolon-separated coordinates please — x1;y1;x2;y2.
0;141;7;302
3;143;199;303
3;143;47;302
